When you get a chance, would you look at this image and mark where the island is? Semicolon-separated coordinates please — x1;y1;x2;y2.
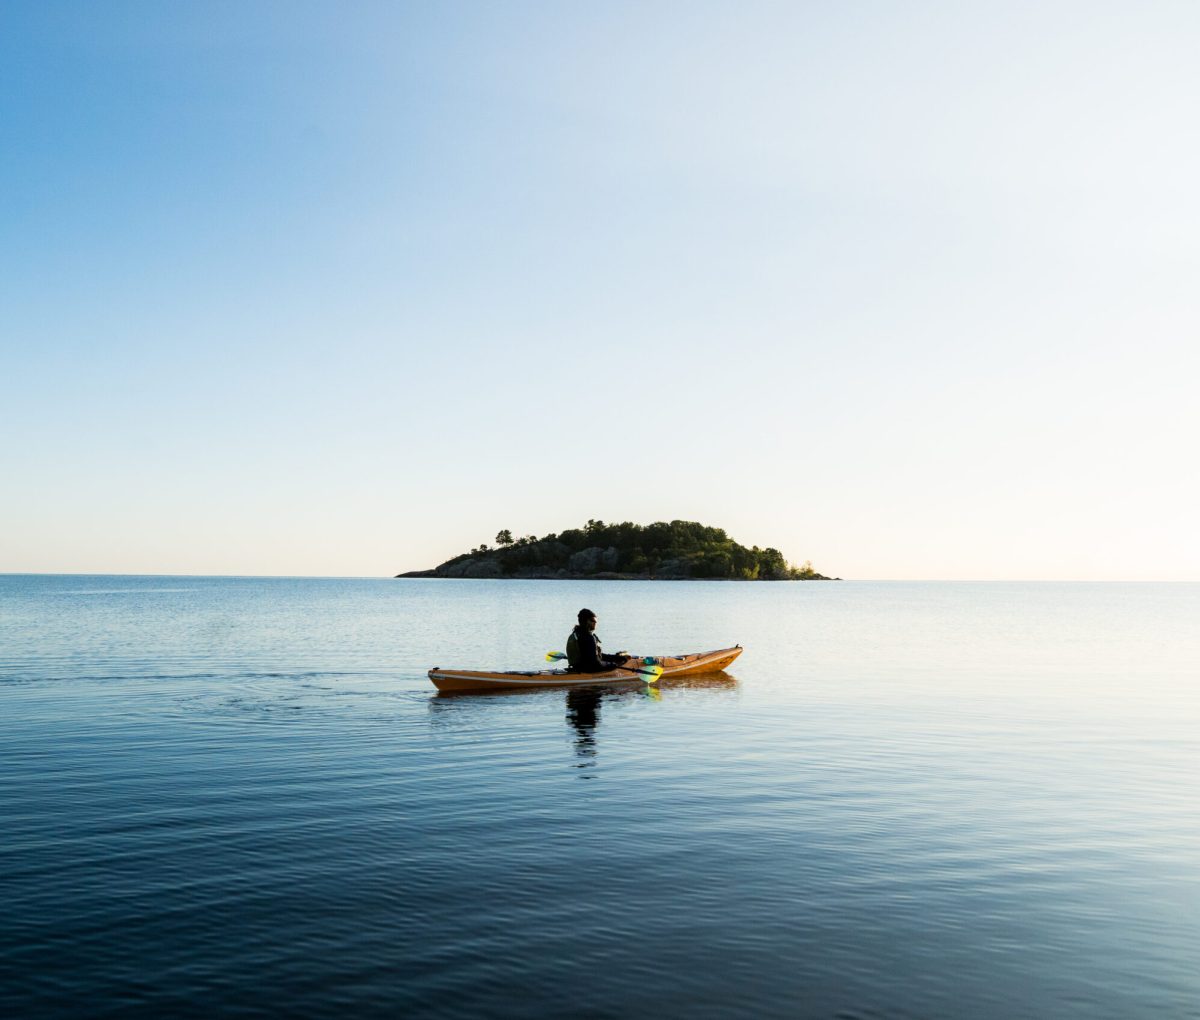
396;519;836;580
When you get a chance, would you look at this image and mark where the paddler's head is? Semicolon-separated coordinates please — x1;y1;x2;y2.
578;608;597;632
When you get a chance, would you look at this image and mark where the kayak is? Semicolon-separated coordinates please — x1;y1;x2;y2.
428;645;742;693
429;645;742;693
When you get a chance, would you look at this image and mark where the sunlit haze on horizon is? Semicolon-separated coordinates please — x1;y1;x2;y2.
2;1;1197;580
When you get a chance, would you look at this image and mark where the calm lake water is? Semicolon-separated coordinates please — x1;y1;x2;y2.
2;575;1198;1018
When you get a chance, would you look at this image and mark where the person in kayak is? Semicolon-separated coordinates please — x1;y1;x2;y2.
566;609;630;673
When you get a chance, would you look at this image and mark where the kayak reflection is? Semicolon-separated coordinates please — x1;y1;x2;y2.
568;675;739;765
566;686;603;768
429;672;738;771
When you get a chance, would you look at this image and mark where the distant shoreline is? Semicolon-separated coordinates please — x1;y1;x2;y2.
397;519;836;581
396;569;839;581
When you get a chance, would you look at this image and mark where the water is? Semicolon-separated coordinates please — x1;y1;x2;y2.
2;576;1198;1018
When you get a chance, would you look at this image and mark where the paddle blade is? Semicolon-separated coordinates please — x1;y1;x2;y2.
643;665;664;684
545;651;567;662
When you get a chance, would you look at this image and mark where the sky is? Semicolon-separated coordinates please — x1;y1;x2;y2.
2;1;1198;580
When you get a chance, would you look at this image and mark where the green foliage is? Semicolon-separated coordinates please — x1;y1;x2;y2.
445;520;829;579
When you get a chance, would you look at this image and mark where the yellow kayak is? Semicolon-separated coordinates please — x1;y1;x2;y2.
428;645;742;693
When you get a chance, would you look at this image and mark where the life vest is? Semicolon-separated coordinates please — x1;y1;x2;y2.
565;625;603;671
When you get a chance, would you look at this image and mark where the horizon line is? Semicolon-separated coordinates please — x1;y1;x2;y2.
2;572;1197;584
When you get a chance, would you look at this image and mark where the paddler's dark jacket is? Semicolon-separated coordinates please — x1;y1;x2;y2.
566;625;623;673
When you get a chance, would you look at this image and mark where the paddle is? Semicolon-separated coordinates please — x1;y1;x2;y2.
545;651;658;665
544;651;664;683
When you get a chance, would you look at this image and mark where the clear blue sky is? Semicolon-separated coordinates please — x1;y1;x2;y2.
3;1;1197;579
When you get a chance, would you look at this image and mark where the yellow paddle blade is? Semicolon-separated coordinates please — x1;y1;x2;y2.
643;665;664;683
545;651;567;662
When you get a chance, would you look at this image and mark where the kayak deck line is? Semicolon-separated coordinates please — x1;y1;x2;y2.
428;645;742;692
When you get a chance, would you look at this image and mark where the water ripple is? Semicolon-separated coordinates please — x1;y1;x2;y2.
2;576;1199;1017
